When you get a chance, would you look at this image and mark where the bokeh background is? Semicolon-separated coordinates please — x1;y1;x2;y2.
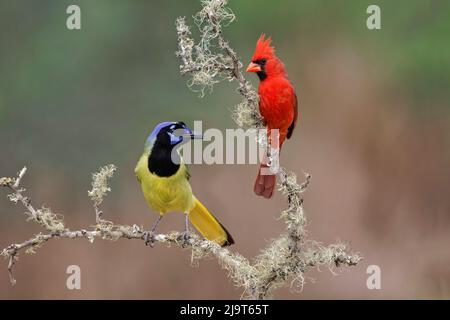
1;0;449;299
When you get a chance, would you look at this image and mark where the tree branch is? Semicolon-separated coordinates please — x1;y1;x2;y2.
175;0;361;299
0;0;361;299
0;166;237;287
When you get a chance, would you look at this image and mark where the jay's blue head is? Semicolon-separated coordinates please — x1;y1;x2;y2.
145;121;200;151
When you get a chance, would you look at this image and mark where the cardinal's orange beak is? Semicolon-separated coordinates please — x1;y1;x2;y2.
246;62;261;73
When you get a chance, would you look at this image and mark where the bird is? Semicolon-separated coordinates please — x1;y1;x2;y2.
135;121;234;247
246;34;298;199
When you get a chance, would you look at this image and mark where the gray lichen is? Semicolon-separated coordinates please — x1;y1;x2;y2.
175;0;361;299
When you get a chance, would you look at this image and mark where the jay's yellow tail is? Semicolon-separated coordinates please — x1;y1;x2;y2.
189;197;234;247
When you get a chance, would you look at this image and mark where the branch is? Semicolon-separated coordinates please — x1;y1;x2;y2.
0;0;361;299
0;166;247;287
175;0;361;299
88;164;116;224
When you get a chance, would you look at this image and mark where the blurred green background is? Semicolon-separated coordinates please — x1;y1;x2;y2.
0;0;449;299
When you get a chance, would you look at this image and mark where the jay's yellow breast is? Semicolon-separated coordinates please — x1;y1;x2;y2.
135;153;194;215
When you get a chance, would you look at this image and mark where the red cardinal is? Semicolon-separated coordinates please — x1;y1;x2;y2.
246;34;298;199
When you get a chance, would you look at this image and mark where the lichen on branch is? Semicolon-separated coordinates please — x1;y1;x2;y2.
175;0;361;299
0;166;222;287
88;164;116;223
0;0;361;300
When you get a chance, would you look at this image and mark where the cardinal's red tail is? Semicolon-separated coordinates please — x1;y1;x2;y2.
254;164;276;199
